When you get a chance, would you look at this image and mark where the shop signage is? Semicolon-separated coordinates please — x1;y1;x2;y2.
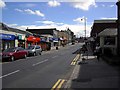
18;35;25;40
0;33;15;40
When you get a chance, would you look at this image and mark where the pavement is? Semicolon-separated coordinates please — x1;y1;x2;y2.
64;44;120;89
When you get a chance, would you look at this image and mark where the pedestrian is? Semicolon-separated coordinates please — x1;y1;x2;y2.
82;44;87;53
94;46;102;61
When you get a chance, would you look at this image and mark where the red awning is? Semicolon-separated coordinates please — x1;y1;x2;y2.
27;36;40;42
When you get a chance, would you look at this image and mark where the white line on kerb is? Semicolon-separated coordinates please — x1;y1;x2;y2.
32;59;48;66
0;70;20;79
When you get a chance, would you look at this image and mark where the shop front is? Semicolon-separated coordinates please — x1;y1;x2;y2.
26;36;40;48
0;33;16;51
17;35;26;48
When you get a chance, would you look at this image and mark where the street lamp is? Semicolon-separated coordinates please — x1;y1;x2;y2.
85;17;87;39
82;17;87;40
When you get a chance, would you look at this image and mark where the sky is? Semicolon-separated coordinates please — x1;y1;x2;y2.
0;0;118;37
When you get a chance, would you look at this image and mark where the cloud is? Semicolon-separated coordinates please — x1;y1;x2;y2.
36;20;55;25
15;8;23;12
110;5;114;7
48;1;61;7
35;20;64;26
7;24;18;27
71;0;96;11
8;22;92;37
15;8;45;17
0;0;6;8
73;17;87;23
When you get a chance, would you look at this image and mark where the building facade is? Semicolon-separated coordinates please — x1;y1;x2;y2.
0;23;32;51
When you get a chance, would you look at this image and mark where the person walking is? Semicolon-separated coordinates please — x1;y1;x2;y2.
95;45;102;61
93;45;101;61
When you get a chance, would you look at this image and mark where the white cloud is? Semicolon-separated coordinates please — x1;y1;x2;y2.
15;8;23;12
7;24;18;27
101;4;105;7
48;1;61;7
15;8;45;17
36;20;64;26
0;0;6;8
9;22;92;37
110;5;114;7
24;9;45;17
71;0;96;11
73;17;87;23
36;20;55;25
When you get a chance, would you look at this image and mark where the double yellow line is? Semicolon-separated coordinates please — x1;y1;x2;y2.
71;54;80;65
51;79;65;90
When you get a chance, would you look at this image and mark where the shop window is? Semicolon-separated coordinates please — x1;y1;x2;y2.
104;36;115;45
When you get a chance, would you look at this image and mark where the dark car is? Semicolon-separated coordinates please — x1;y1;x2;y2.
26;45;42;56
2;47;28;61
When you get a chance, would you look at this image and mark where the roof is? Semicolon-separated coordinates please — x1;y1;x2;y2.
98;28;117;36
0;22;32;35
90;20;117;37
94;19;117;23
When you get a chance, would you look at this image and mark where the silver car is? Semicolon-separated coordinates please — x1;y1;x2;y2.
26;45;42;56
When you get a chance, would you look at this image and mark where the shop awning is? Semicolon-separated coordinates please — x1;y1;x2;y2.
27;36;40;42
98;28;117;36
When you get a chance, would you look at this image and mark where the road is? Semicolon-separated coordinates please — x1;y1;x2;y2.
1;43;84;89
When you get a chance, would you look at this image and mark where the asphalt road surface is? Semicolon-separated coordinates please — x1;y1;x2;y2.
1;43;84;89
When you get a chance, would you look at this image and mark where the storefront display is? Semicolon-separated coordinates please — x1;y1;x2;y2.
0;33;16;51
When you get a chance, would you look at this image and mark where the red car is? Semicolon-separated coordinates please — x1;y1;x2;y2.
2;47;28;61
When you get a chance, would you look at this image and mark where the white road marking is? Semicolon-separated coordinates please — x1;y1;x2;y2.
0;70;20;79
32;59;48;66
52;56;58;58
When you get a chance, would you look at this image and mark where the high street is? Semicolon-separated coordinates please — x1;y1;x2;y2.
1;43;84;88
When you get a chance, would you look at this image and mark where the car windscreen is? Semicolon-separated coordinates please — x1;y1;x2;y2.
26;46;35;50
3;48;16;52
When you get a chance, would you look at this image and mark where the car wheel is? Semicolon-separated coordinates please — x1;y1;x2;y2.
24;54;27;59
39;52;41;55
11;56;14;61
33;52;36;56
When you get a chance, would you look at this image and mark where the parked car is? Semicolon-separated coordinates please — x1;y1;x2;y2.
2;47;28;61
26;45;42;56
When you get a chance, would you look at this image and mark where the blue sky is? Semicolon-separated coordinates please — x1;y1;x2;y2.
1;0;118;37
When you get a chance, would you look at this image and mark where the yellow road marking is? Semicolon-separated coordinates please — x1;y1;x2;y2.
71;54;80;65
57;79;65;89
51;79;62;90
51;79;65;90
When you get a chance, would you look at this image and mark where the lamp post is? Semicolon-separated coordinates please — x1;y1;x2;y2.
83;17;87;40
116;0;120;56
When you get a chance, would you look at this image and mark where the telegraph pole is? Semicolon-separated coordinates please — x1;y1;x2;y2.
116;0;120;56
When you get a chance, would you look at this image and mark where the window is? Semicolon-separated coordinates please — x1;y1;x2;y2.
104;36;115;45
35;46;40;49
